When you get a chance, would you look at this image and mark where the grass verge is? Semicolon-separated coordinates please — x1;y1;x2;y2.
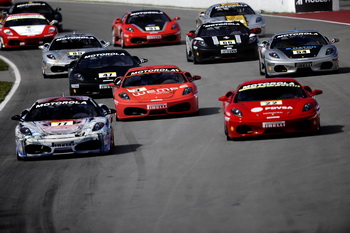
0;59;13;103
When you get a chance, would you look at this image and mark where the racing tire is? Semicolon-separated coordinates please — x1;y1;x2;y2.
186;48;192;62
42;70;49;79
112;29;117;46
120;32;126;48
259;60;265;76
0;37;5;50
193;54;200;64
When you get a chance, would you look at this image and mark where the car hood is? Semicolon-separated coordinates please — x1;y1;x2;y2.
20;117;106;137
277;45;323;59
234;98;311;119
124;83;190;101
132;22;167;32
201;34;250;47
10;25;45;36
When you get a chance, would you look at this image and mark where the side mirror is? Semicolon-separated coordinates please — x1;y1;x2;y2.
114;18;122;24
55;7;62;11
101;40;110;47
11;115;21;121
192;75;201;81
50;20;58;25
186;31;196;37
173;16;180;21
331;38;340;43
250;28;261;35
198;11;205;17
218;96;228;102
312;89;323;96
39;43;50;50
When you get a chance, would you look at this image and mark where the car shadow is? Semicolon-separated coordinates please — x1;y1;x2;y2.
19;143;143;161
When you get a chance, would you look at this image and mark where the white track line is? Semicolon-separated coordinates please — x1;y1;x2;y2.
0;55;21;112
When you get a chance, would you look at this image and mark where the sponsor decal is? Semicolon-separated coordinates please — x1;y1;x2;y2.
239;82;300;92
203;22;241;28
295;0;332;12
126;87;147;93
17;3;46;8
276;32;319;38
260;100;282;106
216;3;248;8
35;101;87;108
145;26;160;31
225;15;247;26
147;103;167;110
51;121;74;127
262;121;286;128
56;36;95;41
99;72;117;78
84;52;126;59
7;15;46;21
130;11;164;16
69;51;85;56
132;87;179;96
219;40;236;45
128;68;180;76
251;107;263;113
265;106;293;110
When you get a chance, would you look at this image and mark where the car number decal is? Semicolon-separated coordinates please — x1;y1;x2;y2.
145;26;160;31
99;72;117;78
219;40;236;45
260;100;282;106
293;49;311;55
51;121;74;127
69;51;85;56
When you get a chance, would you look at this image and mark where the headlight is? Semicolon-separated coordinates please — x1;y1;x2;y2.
92;122;105;131
46;54;56;60
73;73;84;81
194;39;207;47
269;52;280;59
256;17;263;23
20;127;32;136
230;108;243;117
182;87;193;95
126;27;134;32
48;27;56;33
171;24;178;30
4;29;13;35
118;92;130;100
325;47;335;55
249;35;257;43
302;103;314;112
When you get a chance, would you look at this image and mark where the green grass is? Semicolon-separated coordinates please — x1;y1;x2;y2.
0;81;13;103
0;59;12;103
0;59;9;71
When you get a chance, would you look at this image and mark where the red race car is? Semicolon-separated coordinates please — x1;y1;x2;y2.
0;13;57;49
109;65;201;120
218;78;323;140
111;9;181;47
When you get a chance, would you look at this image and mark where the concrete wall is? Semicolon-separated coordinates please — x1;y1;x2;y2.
73;0;339;13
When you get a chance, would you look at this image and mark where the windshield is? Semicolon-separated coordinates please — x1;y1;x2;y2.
25;100;102;121
127;12;169;25
5;17;48;26
123;72;186;87
235;86;306;103
199;24;249;36
78;55;136;69
49;37;102;50
12;4;52;14
271;33;327;48
211;6;255;17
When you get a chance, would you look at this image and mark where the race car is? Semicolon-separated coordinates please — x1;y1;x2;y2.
258;30;339;77
218;78;323;140
11;96;116;160
196;2;265;36
186;21;259;64
109;65;201;120
40;33;110;78
0;13;57;49
69;49;148;96
111;9;181;47
1;1;62;31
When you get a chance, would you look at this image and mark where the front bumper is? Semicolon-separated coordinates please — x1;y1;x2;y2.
115;95;199;120
16;132;111;158
225;113;320;139
123;31;181;46
193;44;258;62
42;59;72;76
2;34;56;48
265;56;339;77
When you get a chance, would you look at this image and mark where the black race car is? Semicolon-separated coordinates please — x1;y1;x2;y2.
68;49;148;96
2;1;63;31
185;21;260;64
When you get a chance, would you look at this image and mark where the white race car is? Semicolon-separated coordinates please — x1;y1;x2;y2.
12;96;116;160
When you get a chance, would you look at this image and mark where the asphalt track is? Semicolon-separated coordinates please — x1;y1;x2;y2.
1;2;350;233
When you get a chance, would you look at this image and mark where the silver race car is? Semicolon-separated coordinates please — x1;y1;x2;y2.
196;2;265;36
40;33;110;78
258;30;339;77
11;96;116;160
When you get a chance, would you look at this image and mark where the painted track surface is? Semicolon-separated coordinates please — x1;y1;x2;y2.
1;2;350;233
277;10;350;24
